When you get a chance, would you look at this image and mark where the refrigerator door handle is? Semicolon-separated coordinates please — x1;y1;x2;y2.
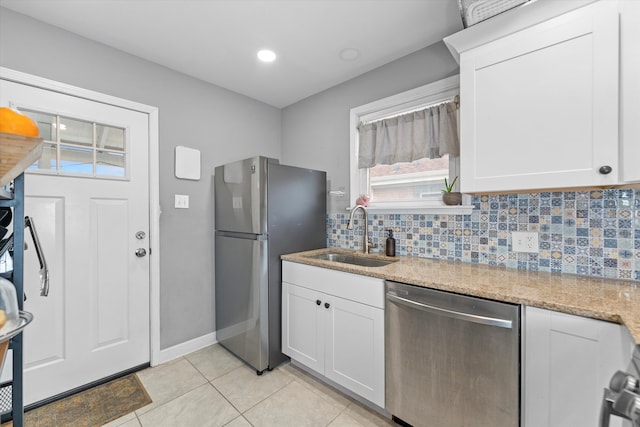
215;230;267;241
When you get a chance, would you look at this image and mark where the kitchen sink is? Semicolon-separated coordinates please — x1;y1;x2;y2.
309;252;396;267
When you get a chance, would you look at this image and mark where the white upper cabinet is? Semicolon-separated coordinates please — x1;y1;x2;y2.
445;1;627;193
620;0;640;183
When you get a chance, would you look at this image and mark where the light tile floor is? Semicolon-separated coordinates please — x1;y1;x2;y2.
103;344;395;427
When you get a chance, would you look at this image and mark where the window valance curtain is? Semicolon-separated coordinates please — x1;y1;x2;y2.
357;100;459;169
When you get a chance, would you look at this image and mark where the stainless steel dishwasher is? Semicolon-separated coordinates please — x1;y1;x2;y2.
385;280;520;427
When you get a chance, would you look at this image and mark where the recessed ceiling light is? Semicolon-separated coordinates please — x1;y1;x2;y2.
257;49;276;63
339;48;361;61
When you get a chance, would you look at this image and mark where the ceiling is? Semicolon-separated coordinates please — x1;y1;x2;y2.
0;0;464;108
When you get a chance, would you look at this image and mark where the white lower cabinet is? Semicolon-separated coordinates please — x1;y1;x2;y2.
523;306;636;427
282;261;385;408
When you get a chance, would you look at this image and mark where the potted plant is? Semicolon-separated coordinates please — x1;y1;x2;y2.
442;176;462;206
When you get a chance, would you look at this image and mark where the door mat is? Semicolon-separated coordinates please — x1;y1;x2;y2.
3;373;151;427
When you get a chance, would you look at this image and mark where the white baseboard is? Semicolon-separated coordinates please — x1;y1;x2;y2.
155;332;217;365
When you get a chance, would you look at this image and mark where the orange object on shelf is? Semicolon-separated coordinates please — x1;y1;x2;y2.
0;107;39;138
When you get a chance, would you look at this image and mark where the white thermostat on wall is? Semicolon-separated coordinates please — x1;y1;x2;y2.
175;145;201;180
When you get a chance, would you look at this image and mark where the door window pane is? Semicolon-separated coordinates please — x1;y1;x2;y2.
96;125;124;150
27;143;57;171
59;145;93;174
22;110;57;141
96;151;125;177
59;117;93;147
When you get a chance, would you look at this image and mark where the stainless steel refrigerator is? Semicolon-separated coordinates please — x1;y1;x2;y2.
214;156;326;374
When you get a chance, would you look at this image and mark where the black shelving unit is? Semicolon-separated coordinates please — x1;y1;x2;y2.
0;173;26;427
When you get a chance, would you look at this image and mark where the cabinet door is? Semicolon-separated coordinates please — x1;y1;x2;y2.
281;282;324;374
523;306;633;427
324;295;385;408
460;2;619;193
620;0;640;182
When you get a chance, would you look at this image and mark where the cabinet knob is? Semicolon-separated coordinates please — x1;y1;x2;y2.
324;302;330;309
599;165;613;175
316;300;321;306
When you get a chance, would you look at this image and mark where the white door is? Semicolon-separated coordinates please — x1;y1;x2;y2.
0;79;150;405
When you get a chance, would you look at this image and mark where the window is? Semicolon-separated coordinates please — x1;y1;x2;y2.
369;155;451;202
350;75;463;212
22;109;127;179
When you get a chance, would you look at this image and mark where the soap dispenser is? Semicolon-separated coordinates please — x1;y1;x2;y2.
385;229;396;257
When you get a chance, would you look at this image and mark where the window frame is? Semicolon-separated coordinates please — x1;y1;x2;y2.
349;75;471;214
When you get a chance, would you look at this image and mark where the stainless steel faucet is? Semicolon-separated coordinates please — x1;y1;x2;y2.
347;205;369;254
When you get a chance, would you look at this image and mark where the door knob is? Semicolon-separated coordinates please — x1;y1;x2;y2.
135;248;147;257
324;302;330;309
135;231;146;240
316;300;321;305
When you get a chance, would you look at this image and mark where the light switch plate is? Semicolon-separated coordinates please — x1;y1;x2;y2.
511;231;538;253
175;194;189;209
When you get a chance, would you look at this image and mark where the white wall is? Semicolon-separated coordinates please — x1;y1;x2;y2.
281;41;459;213
0;7;282;349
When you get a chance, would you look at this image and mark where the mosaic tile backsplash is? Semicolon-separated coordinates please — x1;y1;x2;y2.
327;189;640;281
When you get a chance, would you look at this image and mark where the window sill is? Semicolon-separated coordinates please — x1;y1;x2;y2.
345;204;475;215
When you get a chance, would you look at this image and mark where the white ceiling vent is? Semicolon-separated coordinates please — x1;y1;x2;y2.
458;0;532;27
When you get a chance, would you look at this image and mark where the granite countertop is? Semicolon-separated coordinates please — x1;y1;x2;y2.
281;248;640;344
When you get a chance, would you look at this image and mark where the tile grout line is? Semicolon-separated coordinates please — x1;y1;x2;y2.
134;356;210;421
181;353;250;418
208;364;296;422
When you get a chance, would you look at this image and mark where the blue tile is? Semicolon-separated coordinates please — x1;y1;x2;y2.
619;219;632;229
590;219;603;228
577;228;589;236
576;265;589;275
604;239;617;248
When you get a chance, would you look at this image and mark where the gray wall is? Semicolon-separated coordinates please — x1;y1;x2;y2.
281;41;459;213
0;7;282;349
1;6;459;351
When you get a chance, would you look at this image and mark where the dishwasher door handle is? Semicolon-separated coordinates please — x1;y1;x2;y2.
386;292;513;329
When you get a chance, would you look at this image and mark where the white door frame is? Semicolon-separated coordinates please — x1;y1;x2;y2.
0;66;162;366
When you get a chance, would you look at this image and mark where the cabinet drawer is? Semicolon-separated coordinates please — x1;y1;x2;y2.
282;261;384;309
